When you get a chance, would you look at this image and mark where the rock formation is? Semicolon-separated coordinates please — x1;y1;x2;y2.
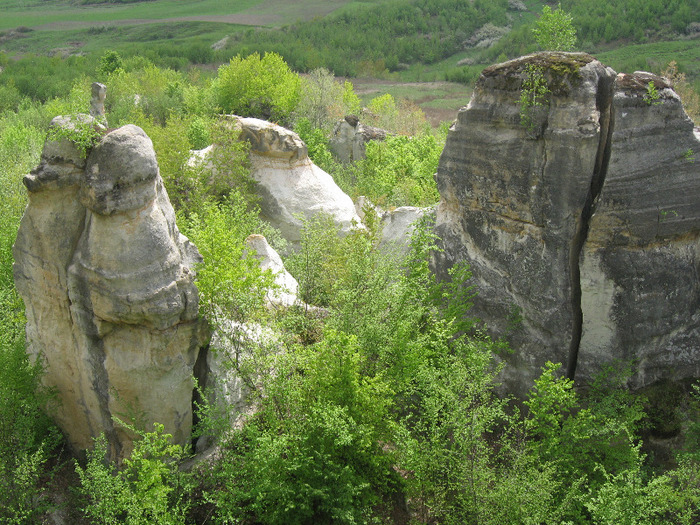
14;117;208;458
434;52;700;395
193;116;362;246
90;82;106;120
245;234;299;307
329;115;388;163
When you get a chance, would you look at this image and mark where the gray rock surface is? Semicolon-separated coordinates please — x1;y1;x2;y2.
379;206;434;254
433;53;700;394
578;71;700;388
14;118;208;458
245;234;299;307
329;115;388;163
90;82;106;120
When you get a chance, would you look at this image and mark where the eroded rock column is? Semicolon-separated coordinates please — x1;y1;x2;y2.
433;54;700;395
433;53;617;395
14;119;208;458
578;72;700;388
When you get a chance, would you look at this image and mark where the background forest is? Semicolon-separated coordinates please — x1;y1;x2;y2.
1;0;700;523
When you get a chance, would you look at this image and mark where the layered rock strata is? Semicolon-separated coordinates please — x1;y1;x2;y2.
14;118;208;458
434;53;700;394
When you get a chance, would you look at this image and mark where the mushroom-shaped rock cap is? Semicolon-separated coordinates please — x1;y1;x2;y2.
82;125;158;215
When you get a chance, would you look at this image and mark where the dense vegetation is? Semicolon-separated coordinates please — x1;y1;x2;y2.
1;1;700;522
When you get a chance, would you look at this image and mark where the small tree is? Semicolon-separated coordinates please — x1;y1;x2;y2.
214;52;301;124
533;4;577;51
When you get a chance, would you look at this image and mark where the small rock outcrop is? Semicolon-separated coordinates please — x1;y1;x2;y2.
379;206;433;254
245;234;299;307
329;115;389;163
434;53;700;394
225;116;361;245
90;82;106;120
14;117;208;458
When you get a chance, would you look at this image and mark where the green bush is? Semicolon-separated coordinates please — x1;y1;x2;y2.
202;330;397;525
76;422;192;525
213;52;301;124
533;4;577;52
355;132;442;206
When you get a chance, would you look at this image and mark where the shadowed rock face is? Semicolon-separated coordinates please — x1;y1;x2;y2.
434;53;700;395
13;119;208;459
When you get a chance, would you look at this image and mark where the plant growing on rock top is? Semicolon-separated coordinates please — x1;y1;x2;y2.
643;80;662;105
46;115;104;158
519;63;551;135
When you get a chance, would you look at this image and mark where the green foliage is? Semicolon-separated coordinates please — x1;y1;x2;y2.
46;115;104;158
0;54;94;103
133;114;252;218
354;132;442;206
644;80;662;105
519;64;551;135
222;0;512;76
0;114;59;520
202;331;396;525
293;117;338;175
98;50;124;79
214;52;301;124
76;422;191;525
533;4;577;51
524;362;647;521
182;196;277;331
294;67;349;132
186;116;210;150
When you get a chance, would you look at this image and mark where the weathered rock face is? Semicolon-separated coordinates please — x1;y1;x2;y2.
379;206;433;254
329;115;389;163
14;118;208;458
434;53;700;394
578;71;700;388
234;116;361;244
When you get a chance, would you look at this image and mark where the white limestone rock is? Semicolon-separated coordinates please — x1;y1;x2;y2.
245;234;299;307
13;119;208;459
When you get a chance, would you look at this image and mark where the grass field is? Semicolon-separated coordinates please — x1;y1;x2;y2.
0;0;394;31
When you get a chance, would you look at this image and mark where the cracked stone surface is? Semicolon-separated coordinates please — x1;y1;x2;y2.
433;53;700;395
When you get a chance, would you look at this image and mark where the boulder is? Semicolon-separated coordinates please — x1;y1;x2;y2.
13;118;208;459
226;116;361;245
245;234;299;307
433;53;700;394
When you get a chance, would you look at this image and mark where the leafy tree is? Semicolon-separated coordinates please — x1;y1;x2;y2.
213;52;301;124
533;4;577;51
98;50;124;79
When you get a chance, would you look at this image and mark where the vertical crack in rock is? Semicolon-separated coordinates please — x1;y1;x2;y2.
566;74;616;380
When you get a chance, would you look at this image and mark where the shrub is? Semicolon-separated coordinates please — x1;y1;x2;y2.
533;4;577;51
355;132;442;206
213;52;301;124
76;422;192;525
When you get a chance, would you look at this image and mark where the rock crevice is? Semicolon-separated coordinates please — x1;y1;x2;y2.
567;71;616;379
